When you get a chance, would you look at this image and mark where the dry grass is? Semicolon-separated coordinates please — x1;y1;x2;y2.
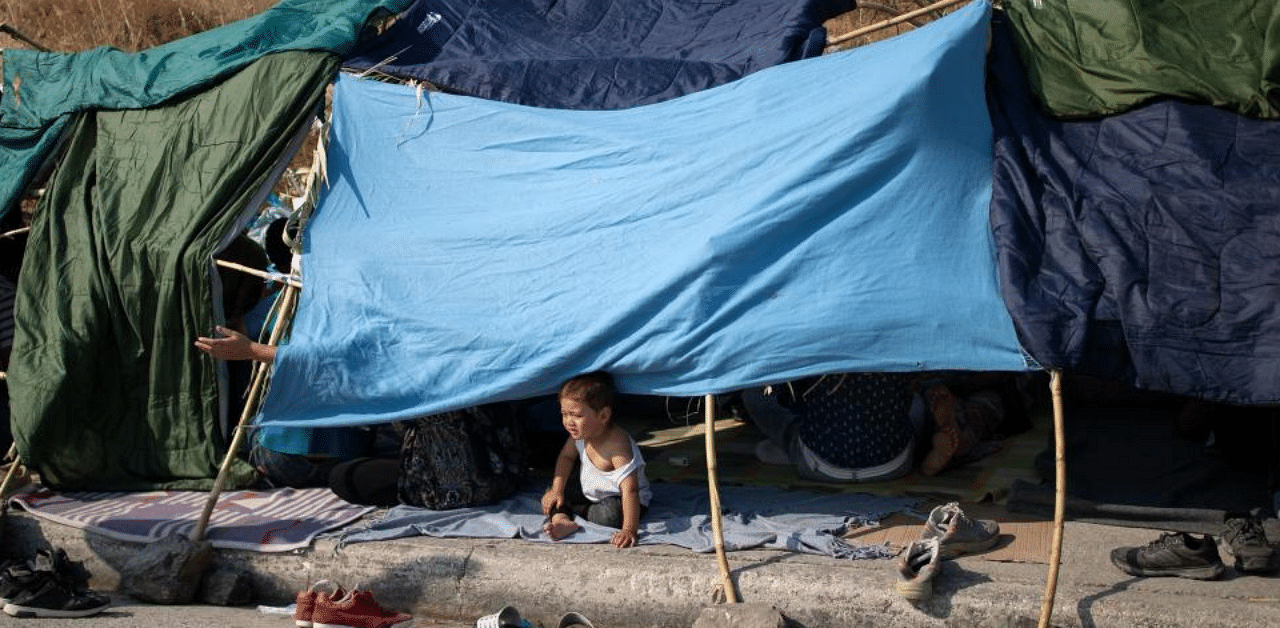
0;0;275;52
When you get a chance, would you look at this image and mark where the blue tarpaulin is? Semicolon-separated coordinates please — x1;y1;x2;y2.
259;0;1032;429
989;14;1280;404
341;0;852;109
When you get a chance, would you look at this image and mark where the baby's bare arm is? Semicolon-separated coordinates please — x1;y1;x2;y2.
612;474;642;548
541;438;577;514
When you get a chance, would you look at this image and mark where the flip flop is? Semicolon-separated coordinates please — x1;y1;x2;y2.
557;611;595;628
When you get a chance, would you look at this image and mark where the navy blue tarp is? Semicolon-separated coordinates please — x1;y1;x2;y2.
988;14;1280;404
342;0;853;110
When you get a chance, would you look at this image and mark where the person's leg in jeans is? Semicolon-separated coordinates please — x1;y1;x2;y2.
249;443;336;488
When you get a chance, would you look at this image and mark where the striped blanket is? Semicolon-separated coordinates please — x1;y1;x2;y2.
8;485;374;552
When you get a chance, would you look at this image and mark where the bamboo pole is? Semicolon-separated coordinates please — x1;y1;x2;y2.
1037;370;1067;628
825;0;970;48
0;23;51;52
214;259;303;289
192;283;298;542
0;443;20;501
704;394;739;603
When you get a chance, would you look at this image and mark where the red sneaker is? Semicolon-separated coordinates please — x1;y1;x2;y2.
294;581;344;628
312;589;413;628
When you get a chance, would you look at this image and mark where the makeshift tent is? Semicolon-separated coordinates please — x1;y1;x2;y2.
342;0;853;109
259;0;1032;430
1002;0;1280;119
7;51;337;490
0;0;413;221
989;13;1280;404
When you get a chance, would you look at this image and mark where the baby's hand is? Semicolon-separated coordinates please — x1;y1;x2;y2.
540;490;563;515
611;529;637;549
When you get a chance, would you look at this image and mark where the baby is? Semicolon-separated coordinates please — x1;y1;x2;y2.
540;371;652;548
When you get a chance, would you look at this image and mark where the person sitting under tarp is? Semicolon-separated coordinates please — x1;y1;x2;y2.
740;372;1028;482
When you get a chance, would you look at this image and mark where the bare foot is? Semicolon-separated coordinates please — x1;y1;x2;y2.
542;514;580;540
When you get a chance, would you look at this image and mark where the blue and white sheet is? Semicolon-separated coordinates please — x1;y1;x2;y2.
338;483;917;558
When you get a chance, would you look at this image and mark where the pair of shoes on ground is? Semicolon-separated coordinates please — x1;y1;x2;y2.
1112;512;1277;580
0;548;110;618
294;580;412;628
476;605;593;628
895;502;1001;602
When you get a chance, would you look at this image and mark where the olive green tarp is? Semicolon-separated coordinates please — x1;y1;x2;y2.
7;51;337;490
0;0;412;221
1003;0;1280;119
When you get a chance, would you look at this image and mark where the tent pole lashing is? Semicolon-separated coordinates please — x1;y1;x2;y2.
214;259;303;289
825;0;970;49
1037;369;1067;628
192;282;299;543
704;394;739;603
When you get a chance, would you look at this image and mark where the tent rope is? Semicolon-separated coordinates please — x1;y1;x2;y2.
704;393;739;603
1037;369;1067;628
825;0;970;49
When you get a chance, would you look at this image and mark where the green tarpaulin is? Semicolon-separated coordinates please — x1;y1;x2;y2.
1004;0;1280;119
8;51;337;490
0;0;412;220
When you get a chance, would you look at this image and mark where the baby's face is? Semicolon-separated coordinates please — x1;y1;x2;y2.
560;397;610;441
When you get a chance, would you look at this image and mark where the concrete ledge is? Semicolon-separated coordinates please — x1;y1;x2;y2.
5;511;1279;627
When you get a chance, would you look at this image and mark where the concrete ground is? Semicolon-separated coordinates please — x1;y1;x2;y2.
4;506;1278;628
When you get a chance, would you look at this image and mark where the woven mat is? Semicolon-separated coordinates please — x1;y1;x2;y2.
8;484;375;552
634;409;1049;505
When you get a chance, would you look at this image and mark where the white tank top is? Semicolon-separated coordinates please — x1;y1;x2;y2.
575;436;652;507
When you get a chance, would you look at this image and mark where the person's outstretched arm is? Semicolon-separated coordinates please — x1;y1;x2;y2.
194;325;276;362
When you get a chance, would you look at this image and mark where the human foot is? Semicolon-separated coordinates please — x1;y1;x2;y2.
543;514;580;540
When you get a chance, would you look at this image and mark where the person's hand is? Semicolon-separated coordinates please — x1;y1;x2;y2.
194;326;264;362
540;490;564;516
611;528;637;549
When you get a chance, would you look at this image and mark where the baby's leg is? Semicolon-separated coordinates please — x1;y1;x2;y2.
543;513;580;540
584;496;625;529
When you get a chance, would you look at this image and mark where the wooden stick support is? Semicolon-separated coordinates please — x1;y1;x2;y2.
704;394;739;603
825;0;970;48
1037;369;1067;628
0;450;22;503
192;283;298;542
214;259;303;289
0;23;51;52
